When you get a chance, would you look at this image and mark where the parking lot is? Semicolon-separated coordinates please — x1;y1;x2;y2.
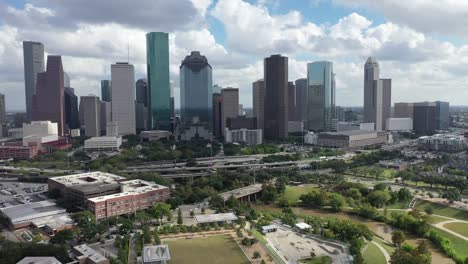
0;180;48;207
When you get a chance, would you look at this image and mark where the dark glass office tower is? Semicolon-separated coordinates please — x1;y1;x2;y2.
180;51;213;128
294;78;307;122
146;32;171;130
288;81;296;121
32;55;65;136
264;54;288;140
101;80;111;102
64;87;79;129
213;93;223;138
307;61;335;131
136;78;148;106
23;41;45;121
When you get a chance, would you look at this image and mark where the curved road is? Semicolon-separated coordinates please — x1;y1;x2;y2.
434;219;468;241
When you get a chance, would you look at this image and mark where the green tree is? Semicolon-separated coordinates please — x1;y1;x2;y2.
190;210;195;217
153;231;161;245
50;229;74;244
368;190;391;208
150;203;173;225
329;193;346;211
143;226;151;244
391;230;406;247
253;251;261;259
177;208;183;225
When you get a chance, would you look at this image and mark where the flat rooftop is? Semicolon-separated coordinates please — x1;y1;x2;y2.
194;213;238;224
143;244;171;263
74;244;107;263
31;213;74;230
0;200;65;223
49;172;126;187
85;136;121;141
319;130;379;136
87;179;169;203
17;257;62;264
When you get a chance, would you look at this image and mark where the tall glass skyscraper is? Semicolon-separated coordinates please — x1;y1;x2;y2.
180;51;213;128
307;61;335;131
146;32;171;130
101;80;111;102
23;41;45;121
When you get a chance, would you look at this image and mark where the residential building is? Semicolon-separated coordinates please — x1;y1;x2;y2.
84;136;122;152
87;179;170;219
221;88;239;134
224;128;263;146
180;51;213;127
295;78;307;123
363;57;391;131
111;62;136;135
252;79;265;129
212;93;223;138
226;116;257;130
100;101;111;135
146;32;171;130
337;122;374;132
264;55;288;140
317;130;389;149
32;55;66;136
140;130;171;142
81;95;101;137
386;118;413;131
417;134;465;153
101;80;111;102
64;88;79;130
307;61;335;131
288;81;297;121
23;41;45;121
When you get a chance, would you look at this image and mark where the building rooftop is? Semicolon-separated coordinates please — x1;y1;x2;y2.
143;245;171;263
49;171;126;187
31;213;74;230
0;200;65;223
73;244;108;263
87;179;169;203
194;213;238;224
85;136;121;142
319;130;379;136
17;257;62;264
295;222;312;230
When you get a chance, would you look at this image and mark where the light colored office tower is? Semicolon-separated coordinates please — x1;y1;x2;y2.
106;121;119;136
221;88;239;135
180;51;213;128
23;41;45;121
111;62;136;135
363;57;391;131
252;79;265;129
81;95;101;137
307;61;335;131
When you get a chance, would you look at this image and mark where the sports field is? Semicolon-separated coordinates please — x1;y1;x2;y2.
282;185;318;203
165;235;250;264
414;200;468;221
443;222;468;238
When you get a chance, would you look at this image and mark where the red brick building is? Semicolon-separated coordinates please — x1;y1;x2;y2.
0;143;38;159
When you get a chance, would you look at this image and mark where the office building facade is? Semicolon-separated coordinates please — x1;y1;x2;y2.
0;93;5;124
111;62;136;135
295;78;307;123
307;61;335;131
413;101;450;133
64;88;79;130
221;88;239;135
264;55;288;140
288;82;297;121
101;80;111;102
81;95;101;137
363;57;391;131
146;32;171;130
180;51;213;128
136;78;148;106
32;55;66;136
23;41;45;121
212;93;223;138
252;79;265;129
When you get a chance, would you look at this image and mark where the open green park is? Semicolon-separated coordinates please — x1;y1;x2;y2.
431;227;468;260
443;222;468;238
362;242;387;264
415;200;468;222
281;185;318;204
164;235;250;264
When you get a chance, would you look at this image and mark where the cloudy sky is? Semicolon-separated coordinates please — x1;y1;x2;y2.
0;0;467;111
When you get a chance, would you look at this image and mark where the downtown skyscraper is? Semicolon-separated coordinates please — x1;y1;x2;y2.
264;54;288;140
252;79;265;129
111;62;136;135
146;32;171;130
23;41;45;121
180;51;213;127
307;61;335;131
364;57;391;131
101;80;111;102
295;78;307;123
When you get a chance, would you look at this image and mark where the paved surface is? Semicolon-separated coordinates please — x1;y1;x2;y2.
434;219;468;241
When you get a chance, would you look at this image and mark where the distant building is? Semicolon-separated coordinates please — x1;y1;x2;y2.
140;130;171;142
363;57;391;130
288;121;303;133
0;144;38;160
146;32;171;131
142;245;171;264
413;101;450;133
136;102;147;131
23;41;45;121
136;78;148;106
386;118;413;131
307;61;335;131
221;88;239;134
81;95;101;137
264;55;288;140
337;122;374;132
252;79;265;129
295;78;307;122
72;244;109;264
304;132;318;145
417;134;465;153
317;130;389;149
101;80;111;102
64;87;79;130
0;93;5;124
32;55;66;136
180;51;213;128
288;81;296;121
335;106;345;122
8;128;23;139
224;128;263;146
84;136;122;152
22;121;58;148
100;101;111;135
226;116;257;130
106;121;118;137
179;117;212;141
111;62;136;135
394;102;413;118
212;93;223;138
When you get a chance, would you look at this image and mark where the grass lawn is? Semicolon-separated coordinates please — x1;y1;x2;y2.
251;229;286;264
282;185;318;203
414;200;468;222
373;236;396;255
362;242;386;264
299;256;332;264
443;222;468;238
432;227;468;260
165;235;250;264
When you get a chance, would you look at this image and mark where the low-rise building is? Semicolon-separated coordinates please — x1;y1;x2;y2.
22;121;58;147
140;130;171;142
84;136;122;152
317;130;388;149
142;245;171;264
72;244;109;264
0;143;38;159
336;122;374;132
87;179;170;219
194;213;238;224
417;134;466;153
224;128;262;145
17;257;62;264
386;118;413;131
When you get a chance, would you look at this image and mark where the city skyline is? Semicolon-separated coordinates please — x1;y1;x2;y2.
1;0;468;112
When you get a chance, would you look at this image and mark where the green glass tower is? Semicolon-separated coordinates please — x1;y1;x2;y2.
146;32;171;130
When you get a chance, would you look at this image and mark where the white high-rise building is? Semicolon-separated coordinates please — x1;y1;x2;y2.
111;62;136;135
81;95;101;137
364;57;391;131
